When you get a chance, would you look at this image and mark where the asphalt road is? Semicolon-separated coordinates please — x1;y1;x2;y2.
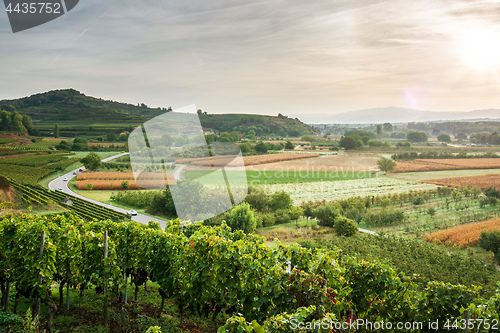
47;152;171;229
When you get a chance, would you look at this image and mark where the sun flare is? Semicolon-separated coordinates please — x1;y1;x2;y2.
460;29;500;71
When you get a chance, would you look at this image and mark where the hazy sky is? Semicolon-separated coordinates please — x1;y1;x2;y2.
1;0;500;115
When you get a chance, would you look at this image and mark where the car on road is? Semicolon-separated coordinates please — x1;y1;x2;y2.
63;177;68;181
57;188;63;191
73;172;76;175
127;210;138;216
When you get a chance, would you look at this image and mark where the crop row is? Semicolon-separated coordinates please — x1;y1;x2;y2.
394;158;500;173
75;179;176;190
0;153;70;167
77;172;174;180
46;157;80;170
8;179;130;221
423;173;500;190
0;164;53;185
425;218;500;249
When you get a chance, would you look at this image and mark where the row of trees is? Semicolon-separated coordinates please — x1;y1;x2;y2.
0;110;34;134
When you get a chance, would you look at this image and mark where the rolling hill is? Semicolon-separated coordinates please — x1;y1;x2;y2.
0;89;318;137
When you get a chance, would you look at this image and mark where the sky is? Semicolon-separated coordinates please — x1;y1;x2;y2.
1;0;500;116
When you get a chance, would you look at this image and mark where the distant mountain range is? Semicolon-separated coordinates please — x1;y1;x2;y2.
291;107;500;124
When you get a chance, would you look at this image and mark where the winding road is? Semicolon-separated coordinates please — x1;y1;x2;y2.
48;152;172;229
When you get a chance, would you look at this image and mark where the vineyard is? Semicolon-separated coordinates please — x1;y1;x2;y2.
393;158;500;173
7;179;130;221
424;173;500;189
300;234;498;290
1;214;500;333
425;218;500;249
0;164;53;186
0;153;70;167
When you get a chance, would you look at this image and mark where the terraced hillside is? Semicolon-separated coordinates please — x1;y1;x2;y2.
0;89;318;137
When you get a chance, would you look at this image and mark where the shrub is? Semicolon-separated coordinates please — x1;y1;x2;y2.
0;311;22;329
334;216;358;237
485;186;500;198
313;203;341;227
479;230;500;259
274;209;291;225
259;212;276;227
121;180;129;189
269;191;293;211
426;207;437;217
245;186;269;211
223;202;258;234
413;196;423;205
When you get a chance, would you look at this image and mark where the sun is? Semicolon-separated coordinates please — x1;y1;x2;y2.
460;29;500;71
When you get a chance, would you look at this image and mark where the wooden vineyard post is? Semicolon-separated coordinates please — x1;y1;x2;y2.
103;230;108;323
463;310;469;333
35;231;45;316
66;272;70;310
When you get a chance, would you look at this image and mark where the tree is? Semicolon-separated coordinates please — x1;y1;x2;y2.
269;191;293;211
86;183;93;191
147;187;177;217
456;133;467;140
303;203;314;221
80;152;101;171
383;123;393;132
377;157;396;174
239;143;251;154
376;124;382;136
437;134;451;143
288;206;303;221
121;181;129;190
107;132;117;142
254;141;268;154
339;136;362;150
479;230;500;259
313;203;341;227
301;135;313;142
223;202;258;234
244;187;269;211
54;124;59;138
406;131;428;143
285;140;294;150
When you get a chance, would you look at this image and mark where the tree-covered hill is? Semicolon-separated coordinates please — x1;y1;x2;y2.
0;89;318;137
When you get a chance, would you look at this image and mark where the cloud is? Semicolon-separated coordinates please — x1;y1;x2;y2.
1;0;500;114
